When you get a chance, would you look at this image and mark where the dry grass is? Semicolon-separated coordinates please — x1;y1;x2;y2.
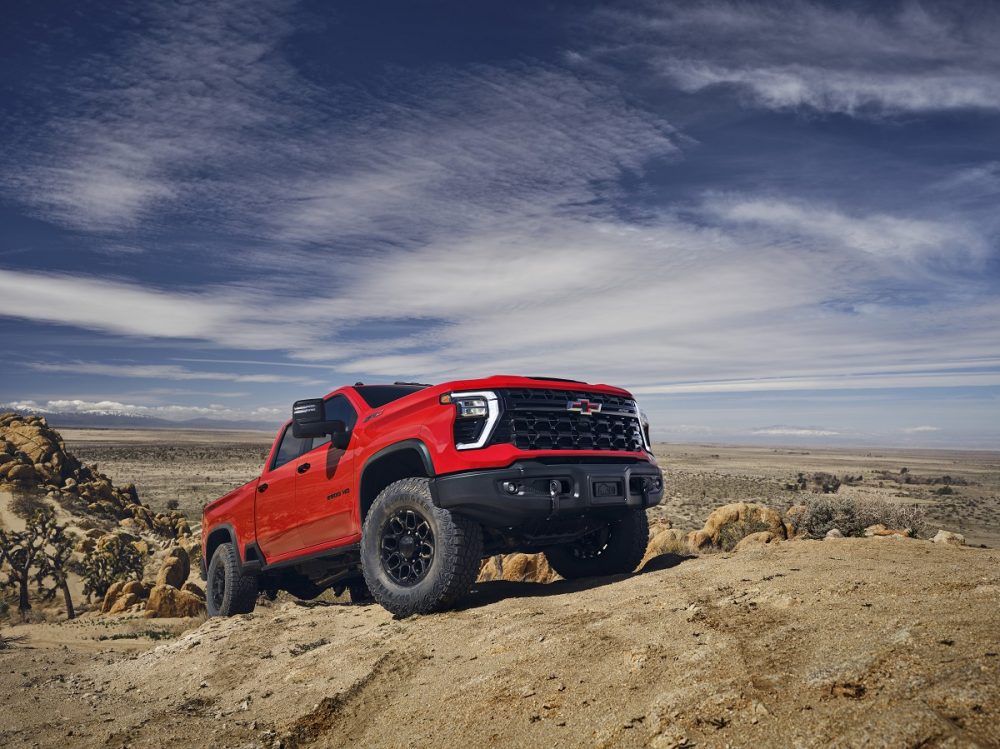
798;495;927;538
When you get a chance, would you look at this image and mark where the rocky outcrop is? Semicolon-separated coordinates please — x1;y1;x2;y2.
686;502;788;552
732;530;780;551
0;412;190;539
640;527;690;568
863;524;912;538
144;584;206;618
101;580;151;614
478;553;558;583
155;547;191;588
99;547;205;617
931;529;965;546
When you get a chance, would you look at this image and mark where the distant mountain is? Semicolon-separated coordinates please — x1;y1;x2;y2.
3;408;279;432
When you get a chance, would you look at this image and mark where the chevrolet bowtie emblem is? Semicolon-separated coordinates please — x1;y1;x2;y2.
567;399;602;415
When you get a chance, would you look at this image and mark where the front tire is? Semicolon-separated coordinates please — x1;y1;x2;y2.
544;509;649;579
361;477;482;617
206;542;258;617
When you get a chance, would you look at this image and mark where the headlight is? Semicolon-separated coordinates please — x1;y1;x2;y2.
637;403;652;452
441;390;500;449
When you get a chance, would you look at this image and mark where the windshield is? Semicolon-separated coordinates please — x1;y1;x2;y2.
355;384;427;408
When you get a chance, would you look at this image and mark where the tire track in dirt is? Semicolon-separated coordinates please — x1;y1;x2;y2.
282;649;422;748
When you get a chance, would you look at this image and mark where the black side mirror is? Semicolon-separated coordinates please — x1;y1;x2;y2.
330;428;350;450
291;399;349;444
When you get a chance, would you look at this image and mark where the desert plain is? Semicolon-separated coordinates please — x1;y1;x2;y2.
2;428;999;748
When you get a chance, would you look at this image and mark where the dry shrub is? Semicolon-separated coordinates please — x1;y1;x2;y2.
717;516;772;551
800;496;926;538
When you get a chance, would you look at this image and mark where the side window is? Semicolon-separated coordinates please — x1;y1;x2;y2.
271;427;317;470
325;395;358;446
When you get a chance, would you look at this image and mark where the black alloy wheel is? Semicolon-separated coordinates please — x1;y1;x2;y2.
210;558;227;611
567;525;612;559
380;508;436;586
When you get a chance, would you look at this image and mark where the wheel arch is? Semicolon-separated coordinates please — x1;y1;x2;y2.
204;524;238;576
359;439;435;525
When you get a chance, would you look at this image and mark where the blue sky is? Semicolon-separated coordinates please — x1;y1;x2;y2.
1;0;998;446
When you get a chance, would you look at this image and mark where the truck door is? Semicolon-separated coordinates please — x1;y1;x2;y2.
255;425;317;559
294;393;360;550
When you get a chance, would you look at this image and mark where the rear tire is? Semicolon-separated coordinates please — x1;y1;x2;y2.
206;542;258;617
544;509;649;579
361;477;482;617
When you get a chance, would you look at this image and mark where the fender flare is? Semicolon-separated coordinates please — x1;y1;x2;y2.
202;523;239;579
361;438;436;478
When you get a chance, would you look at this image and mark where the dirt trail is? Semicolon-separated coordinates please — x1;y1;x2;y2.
3;538;998;748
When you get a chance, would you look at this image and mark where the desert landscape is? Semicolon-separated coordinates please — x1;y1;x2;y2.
56;427;1000;548
2;422;999;748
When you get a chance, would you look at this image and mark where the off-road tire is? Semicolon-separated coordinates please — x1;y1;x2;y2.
361;477;482;617
544;509;649;579
206;542;258;617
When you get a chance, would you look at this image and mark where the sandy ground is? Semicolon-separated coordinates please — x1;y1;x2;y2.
4;431;998;748
2;538;998;748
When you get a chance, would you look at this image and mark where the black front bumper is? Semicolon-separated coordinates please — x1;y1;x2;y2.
430;460;664;528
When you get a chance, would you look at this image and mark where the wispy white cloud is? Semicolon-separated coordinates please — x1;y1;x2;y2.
903;425;940;433
590;1;1000;115
26;361;325;385
2;0;305;231
704;196;988;265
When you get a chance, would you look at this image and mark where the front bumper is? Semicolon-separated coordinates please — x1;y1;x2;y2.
430;460;663;527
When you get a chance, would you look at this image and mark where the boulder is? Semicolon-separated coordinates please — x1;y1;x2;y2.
825;528;844;540
121;580;148;598
686;502;787;552
182;581;206;600
931;530;965;546
6;463;38;483
101;581;126;613
640;528;690;568
733;530;779;551
144;584;206;618
864;524;911;538
107;592;139;614
155;547;191;588
478;553;558;583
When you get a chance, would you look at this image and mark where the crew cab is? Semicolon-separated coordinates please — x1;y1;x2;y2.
201;375;663;617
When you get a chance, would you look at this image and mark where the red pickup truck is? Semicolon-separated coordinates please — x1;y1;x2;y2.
201;375;663;617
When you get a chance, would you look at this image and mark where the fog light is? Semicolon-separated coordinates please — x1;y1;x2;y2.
502;481;519;495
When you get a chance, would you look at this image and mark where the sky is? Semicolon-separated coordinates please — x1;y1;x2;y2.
1;0;998;447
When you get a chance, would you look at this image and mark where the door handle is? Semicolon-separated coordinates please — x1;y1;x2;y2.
258;483;268;493
297;462;311;474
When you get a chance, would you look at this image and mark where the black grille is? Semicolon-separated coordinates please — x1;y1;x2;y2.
489;389;645;452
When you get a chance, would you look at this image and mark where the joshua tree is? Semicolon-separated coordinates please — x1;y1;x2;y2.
0;508;76;619
35;521;76;619
80;534;144;601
